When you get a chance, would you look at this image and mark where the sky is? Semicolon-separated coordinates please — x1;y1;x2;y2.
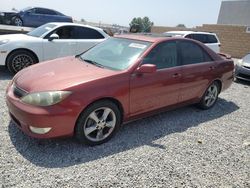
0;0;224;27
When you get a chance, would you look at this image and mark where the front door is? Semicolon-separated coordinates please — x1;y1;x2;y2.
129;41;182;116
42;26;77;61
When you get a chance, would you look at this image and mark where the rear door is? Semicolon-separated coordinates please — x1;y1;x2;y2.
130;41;182;116
71;26;106;54
178;40;216;102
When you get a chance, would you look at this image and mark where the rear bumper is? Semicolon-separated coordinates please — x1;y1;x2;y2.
235;65;250;81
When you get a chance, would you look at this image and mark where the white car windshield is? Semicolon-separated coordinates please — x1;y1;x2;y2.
27;23;57;38
80;38;152;70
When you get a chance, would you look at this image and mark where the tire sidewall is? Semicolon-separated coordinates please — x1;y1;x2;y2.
6;50;37;74
75;100;121;146
199;82;219;110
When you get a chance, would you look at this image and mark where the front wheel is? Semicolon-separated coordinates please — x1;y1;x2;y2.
75;100;121;146
198;82;220;110
6;50;38;74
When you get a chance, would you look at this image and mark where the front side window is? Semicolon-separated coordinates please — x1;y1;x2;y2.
54;26;74;39
143;41;178;69
80;38;151;70
179;41;212;65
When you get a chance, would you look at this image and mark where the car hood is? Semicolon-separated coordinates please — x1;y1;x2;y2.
0;34;36;41
14;56;120;92
0;11;17;14
243;54;250;65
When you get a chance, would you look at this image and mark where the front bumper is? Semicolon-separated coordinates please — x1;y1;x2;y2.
6;84;80;139
0;15;13;25
235;64;250;81
0;50;8;65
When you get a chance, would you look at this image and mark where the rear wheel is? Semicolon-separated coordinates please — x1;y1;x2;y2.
198;82;220;110
75;100;121;146
6;50;38;74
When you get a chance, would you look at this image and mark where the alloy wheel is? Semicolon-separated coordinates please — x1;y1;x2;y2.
14;18;23;26
204;84;218;107
83;107;116;142
12;54;34;72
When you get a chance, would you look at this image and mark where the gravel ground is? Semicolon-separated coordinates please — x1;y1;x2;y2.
0;65;249;188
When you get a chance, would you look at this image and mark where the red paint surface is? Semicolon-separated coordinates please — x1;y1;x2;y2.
6;35;234;138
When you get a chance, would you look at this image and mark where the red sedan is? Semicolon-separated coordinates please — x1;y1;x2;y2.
6;34;234;145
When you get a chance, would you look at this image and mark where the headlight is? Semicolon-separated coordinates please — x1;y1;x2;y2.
0;12;4;16
21;91;72;106
237;59;243;66
0;39;9;45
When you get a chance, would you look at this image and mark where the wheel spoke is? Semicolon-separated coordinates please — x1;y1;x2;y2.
205;96;210;101
105;120;115;128
102;108;111;121
89;112;100;123
85;126;97;135
96;129;104;140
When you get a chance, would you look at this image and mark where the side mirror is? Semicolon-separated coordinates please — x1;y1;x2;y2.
48;33;59;41
136;64;156;74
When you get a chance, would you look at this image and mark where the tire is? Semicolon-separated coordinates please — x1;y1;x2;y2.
6;50;38;74
75;100;121;146
13;17;23;26
198;82;220;110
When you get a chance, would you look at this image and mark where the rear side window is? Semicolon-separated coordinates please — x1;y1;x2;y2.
35;8;57;15
143;41;178;69
71;27;104;39
186;34;218;44
179;41;212;65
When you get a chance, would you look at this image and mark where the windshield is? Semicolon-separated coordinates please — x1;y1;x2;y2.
27;23;57;38
80;38;151;70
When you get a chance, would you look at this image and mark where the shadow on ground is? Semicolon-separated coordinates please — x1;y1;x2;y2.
234;79;250;86
0;66;13;80
8;98;239;168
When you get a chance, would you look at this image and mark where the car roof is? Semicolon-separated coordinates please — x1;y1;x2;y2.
115;33;170;43
48;22;105;32
165;31;216;35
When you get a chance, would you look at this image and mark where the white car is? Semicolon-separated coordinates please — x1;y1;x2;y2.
164;31;221;53
0;22;109;73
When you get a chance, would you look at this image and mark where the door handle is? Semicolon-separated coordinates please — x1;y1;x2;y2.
209;66;215;70
172;73;181;78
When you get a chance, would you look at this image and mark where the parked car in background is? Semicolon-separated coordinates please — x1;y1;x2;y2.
6;35;234;145
164;31;221;53
235;53;250;81
0;22;109;73
0;7;73;27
